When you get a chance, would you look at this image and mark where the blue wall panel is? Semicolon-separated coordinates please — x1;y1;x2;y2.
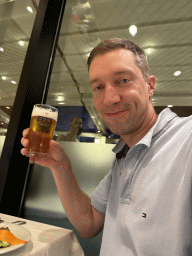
55;106;120;140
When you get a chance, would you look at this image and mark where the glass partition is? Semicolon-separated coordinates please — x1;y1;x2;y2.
46;0;192;144
0;0;39;156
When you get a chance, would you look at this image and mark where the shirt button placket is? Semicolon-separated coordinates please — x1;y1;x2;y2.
120;147;142;205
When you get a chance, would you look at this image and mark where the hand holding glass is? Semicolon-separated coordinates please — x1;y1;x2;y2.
26;104;58;157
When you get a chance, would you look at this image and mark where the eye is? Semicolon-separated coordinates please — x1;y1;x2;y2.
93;85;103;92
120;78;129;83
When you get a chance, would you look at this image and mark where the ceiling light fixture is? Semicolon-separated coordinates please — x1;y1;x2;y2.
167;105;173;108
0;47;4;52
129;25;137;36
57;96;65;101
11;80;17;84
2;76;7;80
19;41;25;46
146;48;152;54
173;70;181;76
27;6;33;13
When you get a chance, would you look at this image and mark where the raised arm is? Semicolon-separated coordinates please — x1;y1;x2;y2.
21;128;105;238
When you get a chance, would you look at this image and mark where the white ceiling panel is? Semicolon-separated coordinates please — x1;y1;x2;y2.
65;54;88;70
49;72;73;84
52;56;68;73
73;71;90;86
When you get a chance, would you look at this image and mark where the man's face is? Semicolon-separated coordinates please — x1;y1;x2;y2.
89;49;155;137
70;117;82;135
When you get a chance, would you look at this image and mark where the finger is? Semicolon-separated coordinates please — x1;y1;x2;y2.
21;149;36;164
21;137;29;147
29;157;36;164
22;128;30;138
21;147;28;156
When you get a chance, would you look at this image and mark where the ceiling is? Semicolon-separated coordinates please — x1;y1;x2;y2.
0;0;192;132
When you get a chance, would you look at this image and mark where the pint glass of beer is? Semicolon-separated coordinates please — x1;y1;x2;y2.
26;104;58;157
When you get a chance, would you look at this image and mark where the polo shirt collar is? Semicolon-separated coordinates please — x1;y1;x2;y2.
113;107;177;156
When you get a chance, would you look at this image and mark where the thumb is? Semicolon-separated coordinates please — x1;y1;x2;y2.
49;140;68;162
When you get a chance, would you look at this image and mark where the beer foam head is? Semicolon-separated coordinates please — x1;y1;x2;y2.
32;105;58;121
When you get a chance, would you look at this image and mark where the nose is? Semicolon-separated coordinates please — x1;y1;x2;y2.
103;83;121;106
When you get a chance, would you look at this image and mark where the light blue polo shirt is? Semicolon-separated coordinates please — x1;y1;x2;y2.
91;108;192;256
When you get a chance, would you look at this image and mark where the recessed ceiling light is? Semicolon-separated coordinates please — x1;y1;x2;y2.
0;47;4;52
2;76;7;80
11;80;17;84
57;96;65;101
129;25;137;36
27;6;33;13
19;41;25;46
173;70;181;76
146;48;152;54
6;106;10;109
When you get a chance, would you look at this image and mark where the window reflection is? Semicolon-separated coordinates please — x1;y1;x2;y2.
0;0;39;155
47;0;192;143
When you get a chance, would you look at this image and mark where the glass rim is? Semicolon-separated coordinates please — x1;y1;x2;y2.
34;104;58;112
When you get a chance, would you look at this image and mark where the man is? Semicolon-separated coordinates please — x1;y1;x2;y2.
21;38;192;255
57;117;82;141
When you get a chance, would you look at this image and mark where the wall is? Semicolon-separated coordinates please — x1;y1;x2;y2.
24;141;115;218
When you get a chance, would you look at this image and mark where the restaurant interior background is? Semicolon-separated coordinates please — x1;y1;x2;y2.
0;0;192;255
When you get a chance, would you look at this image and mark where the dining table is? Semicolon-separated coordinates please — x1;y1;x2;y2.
0;213;85;256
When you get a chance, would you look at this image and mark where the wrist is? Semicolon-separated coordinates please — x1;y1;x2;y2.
51;159;72;174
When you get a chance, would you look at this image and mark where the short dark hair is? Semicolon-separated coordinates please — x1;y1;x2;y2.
87;38;150;80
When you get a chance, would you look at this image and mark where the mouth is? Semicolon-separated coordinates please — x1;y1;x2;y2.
106;110;127;117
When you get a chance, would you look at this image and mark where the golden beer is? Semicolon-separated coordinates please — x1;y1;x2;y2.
26;104;58;157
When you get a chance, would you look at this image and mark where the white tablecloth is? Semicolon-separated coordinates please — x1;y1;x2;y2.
0;213;84;256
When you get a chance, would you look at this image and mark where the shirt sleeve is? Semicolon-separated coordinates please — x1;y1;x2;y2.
91;170;112;214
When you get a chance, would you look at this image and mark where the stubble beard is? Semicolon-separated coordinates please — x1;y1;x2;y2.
100;112;137;136
100;105;148;137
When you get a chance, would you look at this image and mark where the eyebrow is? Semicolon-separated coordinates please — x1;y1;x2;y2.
113;69;135;76
90;69;135;86
89;78;100;86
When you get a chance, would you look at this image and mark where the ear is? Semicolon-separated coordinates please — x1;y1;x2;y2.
147;75;156;98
